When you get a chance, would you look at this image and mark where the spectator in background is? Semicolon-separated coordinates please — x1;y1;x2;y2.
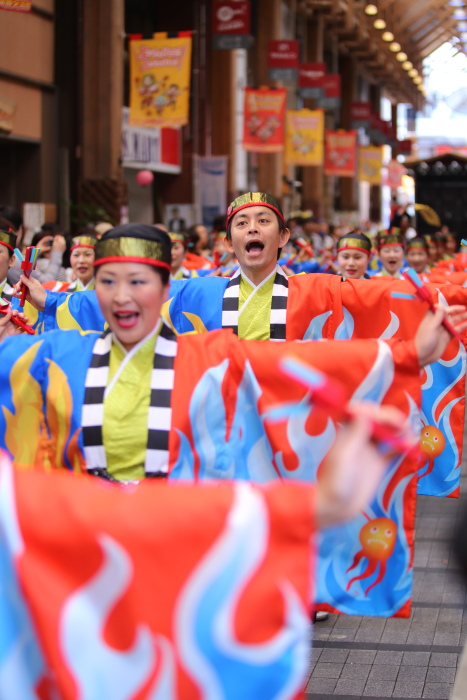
167;206;186;233
405;237;431;274
445;232;458;258
29;228;68;282
187;223;211;256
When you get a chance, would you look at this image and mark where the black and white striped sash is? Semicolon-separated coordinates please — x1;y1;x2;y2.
81;319;177;478
221;266;288;341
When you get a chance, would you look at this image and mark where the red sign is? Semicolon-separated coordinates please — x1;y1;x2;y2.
324;130;357;177
213;1;251;34
435;145;467;157
323;74;341;98
298;62;325;88
350;102;371;122
243;87;287;153
268;40;299;68
398;139;412;155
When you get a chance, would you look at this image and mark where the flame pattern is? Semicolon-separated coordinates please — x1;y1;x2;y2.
175;482;309;699
60;534;157;700
417;340;466;496
308;298;466;498
171;340;415;617
0;453;47;698
171;359;279;482
0;456;310;700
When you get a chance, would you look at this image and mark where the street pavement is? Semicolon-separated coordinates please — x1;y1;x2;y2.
306;472;467;699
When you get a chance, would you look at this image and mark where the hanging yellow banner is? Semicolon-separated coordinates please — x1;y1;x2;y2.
129;35;192;129
359;146;383;185
285;109;324;165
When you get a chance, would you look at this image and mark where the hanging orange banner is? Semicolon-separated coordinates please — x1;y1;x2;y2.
0;0;31;10
242;87;287;153
359;145;383;185
129;35;192;129
324;130;357;177
285;109;324;165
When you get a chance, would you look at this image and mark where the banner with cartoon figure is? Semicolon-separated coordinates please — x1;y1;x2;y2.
324;130;357;177
285;109;324;166
129;35;192;129
0;454;313;699
243;87;287;153
359;146;383;185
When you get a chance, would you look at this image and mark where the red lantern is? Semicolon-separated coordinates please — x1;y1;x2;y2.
136;169;154;187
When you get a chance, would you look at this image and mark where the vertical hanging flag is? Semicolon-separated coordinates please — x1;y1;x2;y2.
350;102;371;131
298;63;325;99
242;87;287;153
213;1;252;49
324;130;357;177
196;156;228;228
318;75;341;110
129;34;192;129
359;146;383;185
285;109;324;166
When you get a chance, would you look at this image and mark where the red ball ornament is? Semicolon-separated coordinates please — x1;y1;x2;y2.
136;169;154;187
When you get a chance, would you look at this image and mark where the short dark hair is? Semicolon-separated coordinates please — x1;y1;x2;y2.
0;206;22;231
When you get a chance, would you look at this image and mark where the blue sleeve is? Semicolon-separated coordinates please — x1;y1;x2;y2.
0;334;47;456
43;290;105;332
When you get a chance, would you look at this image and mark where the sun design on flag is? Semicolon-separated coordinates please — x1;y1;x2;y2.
346;516;397;597
418;425;446;479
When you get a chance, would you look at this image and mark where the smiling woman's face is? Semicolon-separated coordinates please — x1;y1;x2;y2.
95;262;169;351
70;246;95;285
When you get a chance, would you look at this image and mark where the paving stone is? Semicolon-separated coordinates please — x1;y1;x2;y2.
334;615;362;628
422;682;453;699
393;680;424;697
433;632;461;645
425;665;457;683
334;678;366;695
310;662;343;679
339;663;372;680
318;648;349;663
305;677;337;694
329;631;359;643
347;649;377;664
430;652;458;667
368;664;399;681
380;629;409;644
402;652;431;666
362;679;395;696
374;650;403;664
309;648;322;663
397;665;428;682
354;629;383;643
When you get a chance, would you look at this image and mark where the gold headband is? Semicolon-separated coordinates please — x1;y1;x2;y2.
227;192;285;226
71;236;97;250
337;237;371;254
94;237;170;270
0;230;16;250
169;232;186;245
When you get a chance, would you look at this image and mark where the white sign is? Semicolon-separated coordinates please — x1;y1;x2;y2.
121;107;181;174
